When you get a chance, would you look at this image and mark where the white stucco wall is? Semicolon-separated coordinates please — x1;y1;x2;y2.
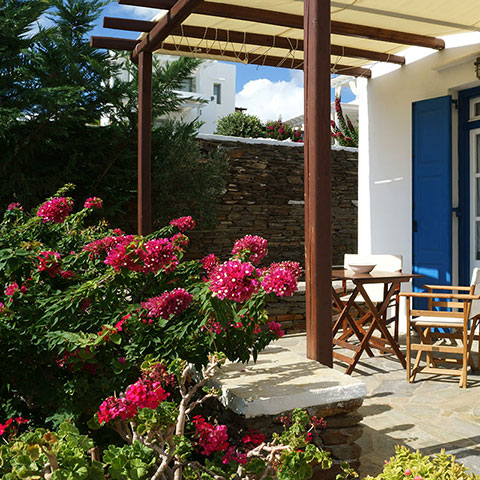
359;37;480;280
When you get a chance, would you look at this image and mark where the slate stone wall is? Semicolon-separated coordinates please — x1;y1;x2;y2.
213;397;364;479
189;136;358;268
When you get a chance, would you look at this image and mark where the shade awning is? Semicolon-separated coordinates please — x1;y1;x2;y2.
92;0;480;77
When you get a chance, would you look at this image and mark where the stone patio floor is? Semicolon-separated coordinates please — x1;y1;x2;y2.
277;333;480;477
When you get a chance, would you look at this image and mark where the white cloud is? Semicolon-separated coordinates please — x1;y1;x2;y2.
115;4;165;20
235;71;304;122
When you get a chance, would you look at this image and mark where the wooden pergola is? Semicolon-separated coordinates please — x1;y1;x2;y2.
90;0;475;366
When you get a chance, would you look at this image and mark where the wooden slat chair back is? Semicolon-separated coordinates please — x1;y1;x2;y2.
401;267;480;388
339;254;403;342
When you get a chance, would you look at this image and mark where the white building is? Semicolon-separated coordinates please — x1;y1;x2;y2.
357;31;480;314
110;55;236;134
166;57;236;134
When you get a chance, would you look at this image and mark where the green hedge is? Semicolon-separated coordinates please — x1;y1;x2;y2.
0;120;228;231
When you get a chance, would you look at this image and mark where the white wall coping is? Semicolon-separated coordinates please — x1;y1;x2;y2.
197;133;358;152
210;336;366;418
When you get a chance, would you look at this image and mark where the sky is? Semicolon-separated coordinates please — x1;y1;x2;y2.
89;3;355;122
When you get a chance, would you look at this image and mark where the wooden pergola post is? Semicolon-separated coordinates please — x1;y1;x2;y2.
137;50;153;235
304;0;333;365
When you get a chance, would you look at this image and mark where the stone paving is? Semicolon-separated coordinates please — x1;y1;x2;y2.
277;333;480;477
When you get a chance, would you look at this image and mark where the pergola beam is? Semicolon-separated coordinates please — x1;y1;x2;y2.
117;0;445;49
90;35;139;50
103;17;405;65
130;0;204;62
89;36;372;77
158;43;372;76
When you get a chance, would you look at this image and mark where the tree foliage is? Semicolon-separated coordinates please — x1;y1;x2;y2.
0;0;227;230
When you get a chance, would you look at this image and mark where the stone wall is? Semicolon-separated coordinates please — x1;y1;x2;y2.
214;397;364;480
209;339;366;479
189;135;358;267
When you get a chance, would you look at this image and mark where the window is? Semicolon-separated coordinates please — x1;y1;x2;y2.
180;77;196;92
469;96;480;121
213;83;221;104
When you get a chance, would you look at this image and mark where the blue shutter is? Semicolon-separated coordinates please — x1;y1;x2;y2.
412;96;452;309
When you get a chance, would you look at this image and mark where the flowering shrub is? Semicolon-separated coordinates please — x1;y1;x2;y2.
330;96;358;147
265;120;303;143
0;185;301;427
364;446;479;480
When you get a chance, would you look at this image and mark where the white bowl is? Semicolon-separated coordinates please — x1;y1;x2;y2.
348;263;376;274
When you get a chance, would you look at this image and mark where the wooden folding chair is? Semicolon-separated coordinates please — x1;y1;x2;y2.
401;268;480;388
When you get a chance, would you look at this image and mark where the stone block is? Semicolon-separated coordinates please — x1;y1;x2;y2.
323;413;363;428
326;442;362;461
321;425;363;445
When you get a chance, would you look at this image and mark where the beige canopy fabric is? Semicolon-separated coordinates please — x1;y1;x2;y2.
144;0;480;73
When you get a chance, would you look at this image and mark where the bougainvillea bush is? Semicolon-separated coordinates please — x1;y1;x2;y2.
0;185;302;428
264;121;303;143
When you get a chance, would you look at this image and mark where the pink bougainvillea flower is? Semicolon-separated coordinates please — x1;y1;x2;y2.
209;260;259;302
15;417;28;425
169;216;196;232
104;243;139;272
140;238;178;274
37;197;73;223
200;319;223;335
201;254;219;275
192;415;229;456
261;262;301;297
413;476;423;480
83;197;103;209
268;321;285;338
37;251;62;277
142;288;193;320
404;469;412;476
169;233;189;248
83;234;134;257
232;235;268;265
268;261;302;279
4;282;26;296
7;202;23;211
60;270;75;279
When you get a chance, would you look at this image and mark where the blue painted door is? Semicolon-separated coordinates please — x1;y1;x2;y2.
412;96;452;309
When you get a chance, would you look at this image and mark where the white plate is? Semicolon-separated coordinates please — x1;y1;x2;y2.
348;263;376;274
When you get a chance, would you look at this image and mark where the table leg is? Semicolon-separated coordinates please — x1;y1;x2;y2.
332;286;374;357
356;282;406;368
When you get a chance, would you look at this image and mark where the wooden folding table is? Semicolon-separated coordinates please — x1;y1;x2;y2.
331;269;421;374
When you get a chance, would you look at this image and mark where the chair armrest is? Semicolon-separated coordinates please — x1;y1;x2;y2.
400;292;480;300
423;284;471;291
